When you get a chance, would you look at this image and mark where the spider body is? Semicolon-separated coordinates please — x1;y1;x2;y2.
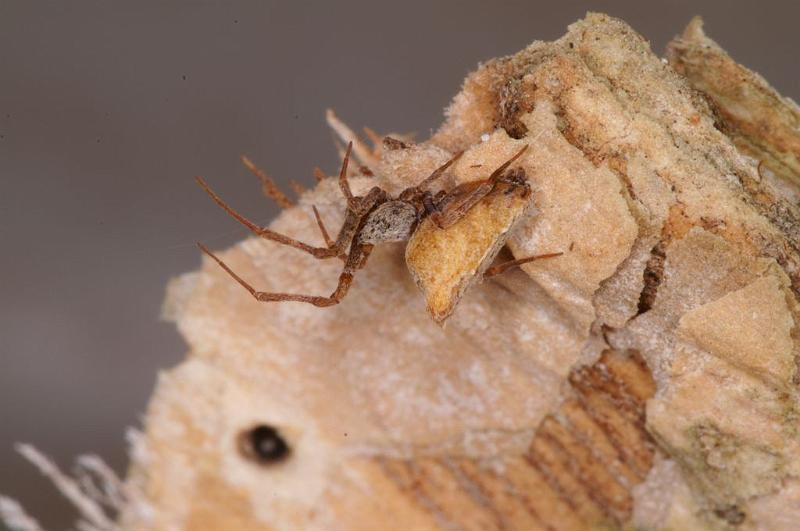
196;140;560;319
359;199;419;245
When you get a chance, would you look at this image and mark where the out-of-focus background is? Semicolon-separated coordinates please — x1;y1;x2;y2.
1;0;797;527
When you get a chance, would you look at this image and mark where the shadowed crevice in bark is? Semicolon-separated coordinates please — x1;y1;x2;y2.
636;242;667;315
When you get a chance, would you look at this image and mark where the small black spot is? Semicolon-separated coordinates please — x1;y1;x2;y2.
182;75;187;81
714;505;745;526
239;425;290;465
234;19;239;24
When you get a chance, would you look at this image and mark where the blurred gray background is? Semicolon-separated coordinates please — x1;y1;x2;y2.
1;1;797;527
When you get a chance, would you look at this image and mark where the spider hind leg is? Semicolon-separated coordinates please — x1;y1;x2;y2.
197;242;371;307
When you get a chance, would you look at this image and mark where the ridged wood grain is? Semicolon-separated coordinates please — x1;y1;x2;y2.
373;349;656;530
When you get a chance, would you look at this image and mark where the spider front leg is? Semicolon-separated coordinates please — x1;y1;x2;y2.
198;139;369;261
424;145;531;229
197;240;371;307
398;150;464;202
423;180;493;229
196;176;344;260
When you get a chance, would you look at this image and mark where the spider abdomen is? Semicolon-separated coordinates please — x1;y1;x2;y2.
358;200;419;245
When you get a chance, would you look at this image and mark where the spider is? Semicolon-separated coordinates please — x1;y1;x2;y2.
196;140;561;309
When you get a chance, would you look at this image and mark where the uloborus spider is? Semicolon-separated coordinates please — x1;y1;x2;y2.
196;139;561;323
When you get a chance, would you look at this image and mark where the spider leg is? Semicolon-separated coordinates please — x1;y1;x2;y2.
338;141;358;209
311;205;334;248
415;150;464;190
487;145;529;183
356;244;374;269
197;241;369;307
327;185;387;251
399;150;464;201
424;145;530;229
309;204;352;261
240;155;294;209
196;176;339;259
426;181;494;229
483;252;563;277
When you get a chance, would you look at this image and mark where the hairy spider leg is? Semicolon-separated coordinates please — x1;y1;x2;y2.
196;140;394;306
310;205;374;269
196;176;340;259
311;205;334;247
415;150;465;190
198;163;387;263
426;144;531;229
338;141;358;209
356;243;374;269
197;238;372;307
483;252;563;277
426;180;493;229
486;144;529;183
398;150;465;201
241;155;340;248
240;155;295;209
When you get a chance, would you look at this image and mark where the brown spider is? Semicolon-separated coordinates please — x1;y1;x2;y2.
196;141;561;310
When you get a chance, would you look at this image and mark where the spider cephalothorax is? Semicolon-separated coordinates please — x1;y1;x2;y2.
196;139;560;320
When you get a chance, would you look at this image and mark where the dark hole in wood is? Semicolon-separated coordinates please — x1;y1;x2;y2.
239;425;290;465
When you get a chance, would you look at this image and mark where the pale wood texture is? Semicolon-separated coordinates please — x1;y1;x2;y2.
668;17;800;189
